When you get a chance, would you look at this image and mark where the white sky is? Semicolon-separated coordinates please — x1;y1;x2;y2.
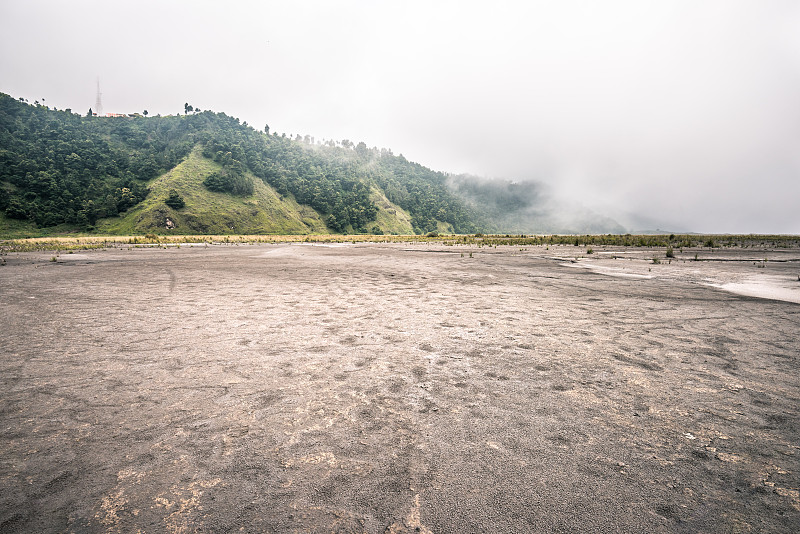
2;0;799;233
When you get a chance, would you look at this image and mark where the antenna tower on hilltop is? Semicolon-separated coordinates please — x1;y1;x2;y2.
95;77;103;116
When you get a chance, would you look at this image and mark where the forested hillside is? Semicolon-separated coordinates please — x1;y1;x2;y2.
0;93;483;235
447;174;626;235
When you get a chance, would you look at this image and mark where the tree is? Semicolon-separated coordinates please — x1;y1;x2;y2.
87;107;93;117
264;124;269;134
203;170;253;196
79;199;98;226
116;188;135;211
203;172;227;192
4;198;28;219
143;110;148;117
165;190;185;209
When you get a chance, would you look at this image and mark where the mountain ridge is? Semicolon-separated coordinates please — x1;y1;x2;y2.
0;93;624;236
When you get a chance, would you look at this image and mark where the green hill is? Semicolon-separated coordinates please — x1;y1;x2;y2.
0;92;483;236
1;92;628;236
96;146;328;235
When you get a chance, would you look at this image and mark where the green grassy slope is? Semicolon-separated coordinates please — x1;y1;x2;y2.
369;188;414;234
97;147;329;235
0;213;45;238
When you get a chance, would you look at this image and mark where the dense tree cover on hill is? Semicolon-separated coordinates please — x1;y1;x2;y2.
0;93;483;233
0;93;193;227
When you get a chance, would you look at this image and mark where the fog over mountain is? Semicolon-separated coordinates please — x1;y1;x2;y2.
2;1;798;233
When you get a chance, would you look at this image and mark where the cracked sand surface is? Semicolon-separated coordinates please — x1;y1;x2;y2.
1;242;798;532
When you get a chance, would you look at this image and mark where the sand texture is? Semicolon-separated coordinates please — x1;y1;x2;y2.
1;243;798;532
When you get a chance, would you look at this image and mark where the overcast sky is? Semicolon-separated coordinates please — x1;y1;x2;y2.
2;0;799;233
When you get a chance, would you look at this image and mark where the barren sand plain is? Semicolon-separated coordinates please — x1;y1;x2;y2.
1;242;799;533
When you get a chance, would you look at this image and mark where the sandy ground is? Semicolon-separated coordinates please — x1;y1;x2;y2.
1;242;798;533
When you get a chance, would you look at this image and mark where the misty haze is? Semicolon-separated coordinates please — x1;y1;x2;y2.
1;1;799;533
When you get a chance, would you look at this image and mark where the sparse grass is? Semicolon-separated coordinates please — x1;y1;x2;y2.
3;232;800;253
368;188;414;234
666;246;674;258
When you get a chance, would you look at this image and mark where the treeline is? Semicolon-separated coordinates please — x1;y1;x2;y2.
1;92;483;234
437;234;800;248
